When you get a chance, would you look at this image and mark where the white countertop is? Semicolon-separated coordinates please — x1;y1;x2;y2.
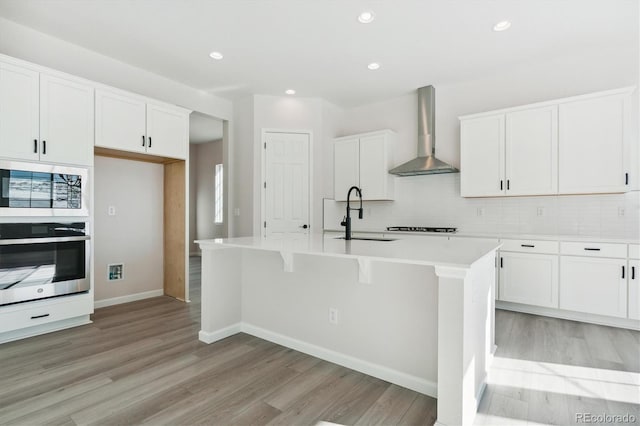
196;234;501;269
323;228;640;245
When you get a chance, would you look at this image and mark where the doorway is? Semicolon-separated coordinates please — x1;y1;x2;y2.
188;112;228;301
261;130;311;237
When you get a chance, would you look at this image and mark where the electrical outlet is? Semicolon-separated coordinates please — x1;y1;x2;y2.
108;206;116;216
328;308;338;325
618;207;625;217
476;207;484;217
536;207;545;217
234;208;240;217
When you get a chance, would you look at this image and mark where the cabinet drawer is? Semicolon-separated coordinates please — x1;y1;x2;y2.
0;294;92;334
560;242;627;258
629;244;640;260
500;239;559;254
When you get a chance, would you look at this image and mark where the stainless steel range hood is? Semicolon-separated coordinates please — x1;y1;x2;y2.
389;86;458;176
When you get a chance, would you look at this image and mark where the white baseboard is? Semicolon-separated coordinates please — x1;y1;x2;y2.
198;323;242;344
496;301;640;331
240;322;438;398
94;289;164;309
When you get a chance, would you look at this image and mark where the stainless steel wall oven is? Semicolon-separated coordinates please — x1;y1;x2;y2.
0;222;90;306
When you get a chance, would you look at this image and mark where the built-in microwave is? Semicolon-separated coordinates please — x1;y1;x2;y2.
0;160;89;217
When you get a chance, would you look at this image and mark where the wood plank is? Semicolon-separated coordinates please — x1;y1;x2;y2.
164;160;186;300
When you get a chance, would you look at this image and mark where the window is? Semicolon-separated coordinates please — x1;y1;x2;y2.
214;163;224;224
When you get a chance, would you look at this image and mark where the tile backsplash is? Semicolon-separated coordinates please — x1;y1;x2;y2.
324;174;640;240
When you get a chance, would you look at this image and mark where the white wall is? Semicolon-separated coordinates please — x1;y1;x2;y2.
231;96;254;237
326;44;639;240
0;17;232;120
189;148;198;254
94;156;164;302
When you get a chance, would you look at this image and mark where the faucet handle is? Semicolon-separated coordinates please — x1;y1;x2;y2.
358;208;364;219
340;216;347;227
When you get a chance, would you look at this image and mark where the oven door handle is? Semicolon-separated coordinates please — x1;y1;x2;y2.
0;236;90;245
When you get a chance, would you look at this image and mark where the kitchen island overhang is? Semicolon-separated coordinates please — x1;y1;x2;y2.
196;235;501;426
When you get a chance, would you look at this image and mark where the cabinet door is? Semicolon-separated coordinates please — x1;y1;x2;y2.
334;138;359;202
0;62;40;161
359;133;390;200
460;115;505;197
560;256;627;318
499;252;558;308
629;260;640;320
95;89;146;154
146;103;188;159
505;106;558;196
559;94;629;194
39;74;93;166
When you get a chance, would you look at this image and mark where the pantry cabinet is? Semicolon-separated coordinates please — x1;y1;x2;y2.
460;87;633;198
334;130;395;201
0;61;94;166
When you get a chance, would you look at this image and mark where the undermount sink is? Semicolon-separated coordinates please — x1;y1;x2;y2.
335;237;396;242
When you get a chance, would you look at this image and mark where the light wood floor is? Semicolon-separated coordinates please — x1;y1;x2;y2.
0;257;637;425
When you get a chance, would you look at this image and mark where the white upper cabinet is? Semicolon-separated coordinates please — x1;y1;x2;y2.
146;102;188;160
95;89;147;154
460;115;505;197
0;62;39;162
460;87;634;197
559;92;631;194
95;89;188;160
334;137;359;201
39;74;94;166
334;130;394;201
0;62;93;167
505;106;558;196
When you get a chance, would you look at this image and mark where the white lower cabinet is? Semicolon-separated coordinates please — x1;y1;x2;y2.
0;293;92;334
629;259;639;320
560;256;627;318
499;252;559;308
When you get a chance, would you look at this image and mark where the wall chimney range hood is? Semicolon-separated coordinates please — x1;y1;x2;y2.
389;86;459;176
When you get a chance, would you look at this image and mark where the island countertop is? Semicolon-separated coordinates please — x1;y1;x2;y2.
196;234;501;269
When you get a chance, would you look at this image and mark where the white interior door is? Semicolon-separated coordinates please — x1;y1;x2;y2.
264;132;310;237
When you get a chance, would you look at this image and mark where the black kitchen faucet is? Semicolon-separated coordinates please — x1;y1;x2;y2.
340;186;363;240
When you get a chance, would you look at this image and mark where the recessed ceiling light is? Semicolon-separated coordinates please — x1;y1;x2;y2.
493;20;511;32
209;51;223;60
285;89;296;95
358;11;375;24
367;62;380;70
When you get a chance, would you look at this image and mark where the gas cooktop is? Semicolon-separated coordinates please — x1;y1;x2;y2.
386;226;457;233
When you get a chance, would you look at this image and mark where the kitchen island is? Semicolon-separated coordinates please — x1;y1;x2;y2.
196;234;501;426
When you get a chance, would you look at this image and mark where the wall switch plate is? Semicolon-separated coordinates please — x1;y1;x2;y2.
234;208;240;217
108;206;116;216
328;308;338;325
476;208;484;217
618;207;625;217
536;207;545;217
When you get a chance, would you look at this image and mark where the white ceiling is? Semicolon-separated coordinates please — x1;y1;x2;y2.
0;0;636;107
189;112;224;144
